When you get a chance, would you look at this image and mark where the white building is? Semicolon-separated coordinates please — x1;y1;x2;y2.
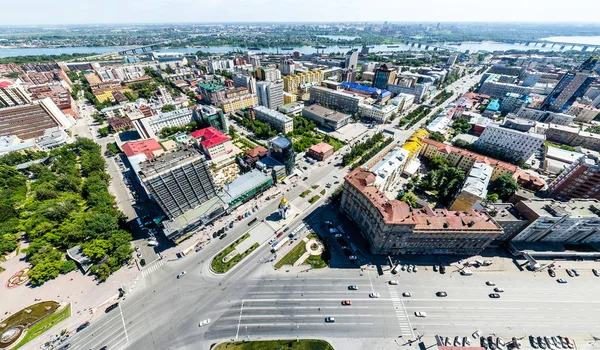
256;80;284;110
134;108;194;139
358;103;397;124
388;93;415;112
253;105;293;134
474;123;545;162
427;115;451;134
369;147;410;191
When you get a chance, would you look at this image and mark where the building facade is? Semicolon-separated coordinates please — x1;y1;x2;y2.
268;136;295;176
344;49;359;70
307;142;334;161
340;168;503;255
302;104;351;130
548;154;600;200
134;108;194;139
542;72;595;112
369;147;410;192
474;124;545;162
139;147;217;219
309;86;362;115
450;162;493;211
253;105;293;134
221;94;258;113
372;63;397;90
256;80;284;110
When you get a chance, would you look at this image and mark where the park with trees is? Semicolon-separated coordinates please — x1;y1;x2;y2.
0;138;133;284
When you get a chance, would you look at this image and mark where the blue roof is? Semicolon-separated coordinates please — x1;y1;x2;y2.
270;136;292;149
341;82;391;99
486;99;500;112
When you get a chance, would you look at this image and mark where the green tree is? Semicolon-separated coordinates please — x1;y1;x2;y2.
161;104;176;113
83;239;112;261
429;155;449;170
60;260;78;274
486;193;499;203
428;132;446;142
229;125;238;140
489;174;519;200
0;233;18;254
28;258;61;285
452;117;472;134
98;127;110;137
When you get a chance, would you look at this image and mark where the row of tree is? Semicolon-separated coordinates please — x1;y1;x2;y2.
342;133;385;166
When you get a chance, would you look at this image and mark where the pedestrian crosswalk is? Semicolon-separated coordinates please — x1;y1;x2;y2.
388;285;414;337
142;259;164;277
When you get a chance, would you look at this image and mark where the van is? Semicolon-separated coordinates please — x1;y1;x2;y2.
460;269;473;276
147;240;158;247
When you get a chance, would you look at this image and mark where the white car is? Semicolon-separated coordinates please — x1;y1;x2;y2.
389;280;399;285
349;255;357;260
334;233;342;238
369;292;380;298
473;330;481;339
414;311;427;317
198;319;211;327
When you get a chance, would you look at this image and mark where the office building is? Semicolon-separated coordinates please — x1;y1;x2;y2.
134;108;194;139
221;94;258;114
138;147;217;220
268;136;295;176
511;199;600;243
190;126;231;160
358;103;397;124
122;139;164;159
477;75;533;99
369;147;410;192
474;123;545;162
545;124;600;151
0;127;69;155
341;82;391;103
302;104;351;130
253;105;293;134
278;101;304;116
515;107;574;126
259;67;281;82
548;154;600;200
307;142;334;161
220;169;273;208
450;163;493;211
197;81;227;105
475;202;530;244
420;138;517;180
280;58;295;76
0;98;73;140
446;54;458;66
0;80;32;107
566;101;600;123
340;168;503;256
344;49;359;70
256;80;284;110
193;105;227;133
372;63;396;90
387;82;432;103
309;86;362;115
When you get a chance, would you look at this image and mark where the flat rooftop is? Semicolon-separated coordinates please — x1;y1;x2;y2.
254;106;292;123
303;104;351;121
518;198;600;218
138;147;205;179
162;196;226;238
220;169;272;204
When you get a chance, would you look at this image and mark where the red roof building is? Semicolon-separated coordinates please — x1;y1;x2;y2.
308;142;334;161
122;139;164;159
190;126;231;159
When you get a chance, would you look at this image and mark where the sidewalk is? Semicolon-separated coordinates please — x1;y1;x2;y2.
0;252;141;349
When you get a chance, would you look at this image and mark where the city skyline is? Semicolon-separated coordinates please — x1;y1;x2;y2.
3;0;600;25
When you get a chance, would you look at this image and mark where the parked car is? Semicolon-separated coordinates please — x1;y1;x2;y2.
198;319;211;327
440;265;446;274
489;293;501;298
105;303;119;313
433;265;438;272
493;287;505;293
572;269;580;277
389;280;399;285
402;292;411;297
530;335;539;349
369;292;380;298
486;281;495;286
593;269;600;277
566;269;574;277
76;321;90;332
414;311;427;317
557;278;568;284
548;268;556;277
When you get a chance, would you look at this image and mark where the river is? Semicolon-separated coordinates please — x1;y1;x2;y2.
0;39;596;59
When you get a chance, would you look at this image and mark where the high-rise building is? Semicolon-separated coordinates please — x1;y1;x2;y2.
268;136;295;176
260;67;281;82
256;80;284;110
193;105;228;133
138;147;217;219
542;72;596;112
253;106;293;134
280;58;295;76
548;154;600;200
0;80;32;107
372;63;396;90
344;49;359;70
282;70;324;94
232;74;257;94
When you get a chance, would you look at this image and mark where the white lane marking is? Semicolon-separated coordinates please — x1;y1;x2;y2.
235;300;244;340
243;298;392;302
237;314;376;318
118;304;129;345
388;285;413;337
142;260;164;277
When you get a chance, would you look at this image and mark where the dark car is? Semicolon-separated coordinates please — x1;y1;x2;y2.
440;265;446;274
283;227;290;232
105;303;119;313
76;321;90;332
303;177;308;181
219;233;227;240
489;293;501;298
436;291;448;297
100;346;108;350
548;268;556;277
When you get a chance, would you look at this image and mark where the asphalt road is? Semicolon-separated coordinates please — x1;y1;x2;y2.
60;72;503;350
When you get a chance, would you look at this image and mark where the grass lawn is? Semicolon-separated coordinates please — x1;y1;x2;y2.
211;233;252;273
311;185;319;189
305;254;329;269
0;265;4;274
308;195;320;204
300;189;312;198
215;339;333;350
274;241;307;269
320;189;326;195
12;304;71;349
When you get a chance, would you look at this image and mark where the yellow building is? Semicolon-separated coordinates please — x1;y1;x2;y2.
283;70;324;93
283;92;297;104
94;88;132;103
402;129;429;158
221;94;258;113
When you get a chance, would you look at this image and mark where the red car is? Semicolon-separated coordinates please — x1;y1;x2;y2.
341;300;352;306
276;231;284;238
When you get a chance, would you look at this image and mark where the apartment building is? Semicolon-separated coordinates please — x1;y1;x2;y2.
420;138;517;180
545;124;600;152
340;168;503;255
548;154;600;200
221;94;258;113
512;199;600;243
369;147;410;192
474;123;545;162
566;101;600;123
283;70;324;94
134;108;194;139
450;162;493;211
253;105;293;134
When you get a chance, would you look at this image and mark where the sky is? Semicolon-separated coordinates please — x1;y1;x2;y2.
3;0;600;25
